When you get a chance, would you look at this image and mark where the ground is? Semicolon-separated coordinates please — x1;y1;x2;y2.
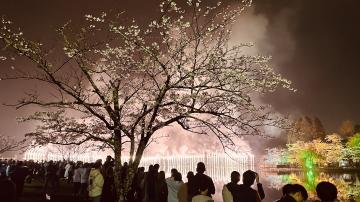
20;177;88;202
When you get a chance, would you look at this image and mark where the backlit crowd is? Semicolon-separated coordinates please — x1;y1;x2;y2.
0;157;339;202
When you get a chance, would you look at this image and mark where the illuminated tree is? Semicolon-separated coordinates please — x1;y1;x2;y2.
0;134;26;154
346;133;360;162
264;147;289;166
0;0;292;200
48;143;91;161
287;141;318;167
287;134;344;167
315;134;344;166
287;116;326;143
268;172;360;200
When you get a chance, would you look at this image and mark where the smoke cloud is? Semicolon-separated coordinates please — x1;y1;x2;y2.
146;6;293;156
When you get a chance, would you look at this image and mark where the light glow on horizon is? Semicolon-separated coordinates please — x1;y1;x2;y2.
24;146;255;181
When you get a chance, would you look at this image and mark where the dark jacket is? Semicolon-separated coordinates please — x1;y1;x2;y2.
11;166;29;184
0;176;16;202
155;180;168;202
226;182;265;202
189;173;215;198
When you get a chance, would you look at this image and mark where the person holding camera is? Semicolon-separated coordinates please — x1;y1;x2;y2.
223;170;265;202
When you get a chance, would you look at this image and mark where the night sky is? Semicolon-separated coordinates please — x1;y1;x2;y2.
0;0;359;145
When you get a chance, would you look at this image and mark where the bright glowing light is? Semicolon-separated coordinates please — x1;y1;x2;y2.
24;145;254;181
300;150;316;170
347;133;360;148
297;149;318;191
137;153;254;181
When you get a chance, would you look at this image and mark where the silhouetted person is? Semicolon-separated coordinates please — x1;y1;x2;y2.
189;162;215;198
222;171;239;202
101;163;115;202
275;184;296;202
178;171;194;202
223;170;264;202
298;184;308;201
142;164;154;202
145;164;158;202
54;162;61;192
316;181;337;202
276;184;308;202
153;164;160;175
44;160;57;200
282;184;293;196
277;183;308;202
134;167;145;202
155;171;168;202
102;156;114;179
238;170;265;202
167;168;178;181
10;161;29;198
149;163;160;201
0;171;16;202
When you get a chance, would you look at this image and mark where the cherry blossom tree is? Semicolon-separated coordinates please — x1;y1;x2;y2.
346;132;360;163
286;134;344;167
264;147;289;166
0;0;292;200
0;134;26;154
48;143;91;161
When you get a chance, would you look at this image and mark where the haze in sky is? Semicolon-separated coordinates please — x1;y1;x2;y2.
1;0;359;155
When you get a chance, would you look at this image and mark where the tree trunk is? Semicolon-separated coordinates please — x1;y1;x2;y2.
113;138;148;202
113;129;123;202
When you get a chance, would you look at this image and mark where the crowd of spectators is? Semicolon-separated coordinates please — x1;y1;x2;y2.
0;157;339;202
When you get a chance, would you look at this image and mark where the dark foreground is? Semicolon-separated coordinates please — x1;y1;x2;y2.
20;178;88;202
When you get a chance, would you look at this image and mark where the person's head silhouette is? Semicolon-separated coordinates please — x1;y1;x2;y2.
293;184;308;201
153;164;160;172
187;171;194;181
281;184;293;196
316;181;337;201
231;171;240;184
170;168;178;177
242;170;256;186
174;172;182;182
106;155;112;162
285;184;307;202
196;162;206;174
